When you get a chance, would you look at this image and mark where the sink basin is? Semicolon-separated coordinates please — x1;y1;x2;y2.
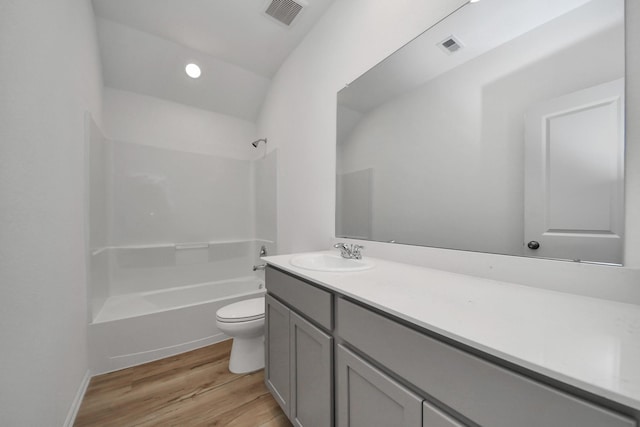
290;253;374;272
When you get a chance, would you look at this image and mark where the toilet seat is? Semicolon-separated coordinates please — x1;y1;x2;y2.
216;297;265;323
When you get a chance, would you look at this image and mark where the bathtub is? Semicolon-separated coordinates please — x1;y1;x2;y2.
93;277;263;323
89;275;265;375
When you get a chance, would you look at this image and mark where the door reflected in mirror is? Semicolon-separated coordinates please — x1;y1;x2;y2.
336;0;625;264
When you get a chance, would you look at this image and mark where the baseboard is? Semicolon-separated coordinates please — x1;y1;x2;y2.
64;369;91;427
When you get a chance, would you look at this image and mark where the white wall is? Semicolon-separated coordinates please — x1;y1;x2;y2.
258;0;640;302
96;19;271;122
259;0;469;253
0;0;103;424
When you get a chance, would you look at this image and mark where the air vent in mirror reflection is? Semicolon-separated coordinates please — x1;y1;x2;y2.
264;0;306;26
438;35;464;54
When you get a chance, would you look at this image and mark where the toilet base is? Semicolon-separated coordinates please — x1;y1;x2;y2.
228;335;265;374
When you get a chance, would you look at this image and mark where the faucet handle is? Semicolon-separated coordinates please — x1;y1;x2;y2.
334;242;350;258
334;242;364;259
351;244;364;259
253;263;267;271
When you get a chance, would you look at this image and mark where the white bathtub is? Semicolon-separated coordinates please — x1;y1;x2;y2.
93;277;263;322
89;276;265;374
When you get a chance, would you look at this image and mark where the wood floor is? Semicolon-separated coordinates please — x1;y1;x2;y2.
74;340;292;427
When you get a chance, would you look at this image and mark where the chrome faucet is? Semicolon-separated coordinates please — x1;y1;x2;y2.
333;243;364;260
253;263;267;271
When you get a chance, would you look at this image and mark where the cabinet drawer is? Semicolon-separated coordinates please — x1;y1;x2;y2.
266;266;333;330
337;298;635;427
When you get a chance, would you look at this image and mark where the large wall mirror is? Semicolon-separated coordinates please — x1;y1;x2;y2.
336;0;625;264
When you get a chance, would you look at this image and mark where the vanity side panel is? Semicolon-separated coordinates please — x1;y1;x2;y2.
337;298;635;427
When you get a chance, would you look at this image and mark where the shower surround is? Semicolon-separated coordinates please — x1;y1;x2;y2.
86;91;276;373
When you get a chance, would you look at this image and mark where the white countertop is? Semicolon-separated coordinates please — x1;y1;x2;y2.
263;251;640;411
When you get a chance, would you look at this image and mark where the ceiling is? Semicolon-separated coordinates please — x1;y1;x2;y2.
92;0;336;121
338;0;620;113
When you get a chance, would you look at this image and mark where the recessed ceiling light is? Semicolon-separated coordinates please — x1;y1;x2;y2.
185;63;201;79
469;0;481;3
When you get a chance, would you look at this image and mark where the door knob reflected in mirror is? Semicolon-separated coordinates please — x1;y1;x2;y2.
527;241;540;250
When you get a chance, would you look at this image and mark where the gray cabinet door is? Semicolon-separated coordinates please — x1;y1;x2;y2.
265;294;291;416
337;345;422;427
290;311;333;427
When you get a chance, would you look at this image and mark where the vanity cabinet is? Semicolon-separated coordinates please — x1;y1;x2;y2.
337;297;636;427
265;267;333;427
265;265;638;427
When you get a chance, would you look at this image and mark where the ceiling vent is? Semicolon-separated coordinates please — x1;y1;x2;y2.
264;0;307;27
438;35;464;55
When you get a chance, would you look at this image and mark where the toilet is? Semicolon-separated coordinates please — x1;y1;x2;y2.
216;296;265;374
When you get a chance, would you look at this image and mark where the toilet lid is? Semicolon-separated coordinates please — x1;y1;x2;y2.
216;297;265;323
